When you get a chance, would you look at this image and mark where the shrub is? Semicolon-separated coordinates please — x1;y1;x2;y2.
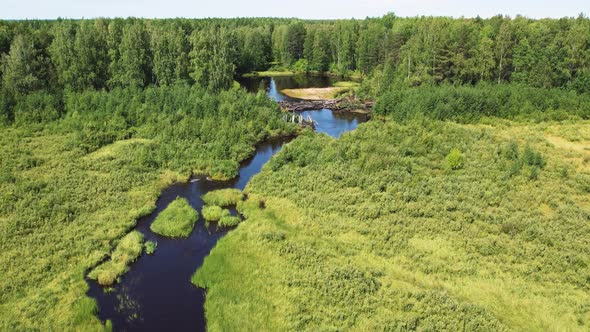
144;241;157;255
150;197;199;238
522;145;546;168
504;141;519;160
445;149;464;170
372;84;590;122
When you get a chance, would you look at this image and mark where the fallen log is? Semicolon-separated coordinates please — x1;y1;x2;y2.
278;98;373;113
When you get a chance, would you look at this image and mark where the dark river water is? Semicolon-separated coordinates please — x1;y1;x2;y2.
87;75;367;331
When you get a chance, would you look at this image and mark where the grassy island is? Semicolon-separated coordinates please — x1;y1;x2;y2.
150;197;199;238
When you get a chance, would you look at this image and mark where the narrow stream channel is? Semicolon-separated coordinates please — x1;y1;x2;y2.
87;76;367;331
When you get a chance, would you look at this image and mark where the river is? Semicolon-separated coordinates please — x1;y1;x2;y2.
87;76;367;331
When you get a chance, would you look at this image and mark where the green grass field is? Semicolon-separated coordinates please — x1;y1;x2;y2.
194;120;590;331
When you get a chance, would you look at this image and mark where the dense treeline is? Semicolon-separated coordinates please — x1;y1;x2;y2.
1;14;590;123
372;83;590;122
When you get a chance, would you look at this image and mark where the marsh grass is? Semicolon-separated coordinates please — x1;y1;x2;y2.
150;197;199;238
218;215;241;227
144;241;157;255
202;205;230;221
88;231;144;286
201;189;243;207
195;120;590;331
236;194;265;218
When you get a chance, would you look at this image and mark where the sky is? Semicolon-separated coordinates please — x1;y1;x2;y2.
1;0;588;20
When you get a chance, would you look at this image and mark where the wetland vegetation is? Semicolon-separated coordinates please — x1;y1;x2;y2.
201;205;231;222
196;120;590;331
150;197;199;238
88;231;145;286
0;12;589;332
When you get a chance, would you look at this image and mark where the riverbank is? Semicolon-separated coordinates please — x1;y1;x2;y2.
242;70;297;77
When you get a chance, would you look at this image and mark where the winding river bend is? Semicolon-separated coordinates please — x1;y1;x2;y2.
87;76;367;331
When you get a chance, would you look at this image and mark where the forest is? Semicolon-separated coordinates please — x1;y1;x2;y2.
1;13;590;331
2;14;590;123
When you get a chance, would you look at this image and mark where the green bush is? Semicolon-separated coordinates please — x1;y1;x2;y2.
144;241;157;255
236;196;265;218
445;148;464;170
522;144;546;168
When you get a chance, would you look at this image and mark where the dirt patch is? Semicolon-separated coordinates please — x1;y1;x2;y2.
281;87;348;100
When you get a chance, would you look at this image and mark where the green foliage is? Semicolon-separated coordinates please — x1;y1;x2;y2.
196;120;590;331
1;34;43;97
88;231;144;286
49;20;109;91
1;14;590;331
522;144;547;168
504;141;519;160
150;197;199;238
373;84;590;122
445;148;464;170
109;21;152;89
201;188;243;207
13;91;61;125
144;241;157;255
280;22;306;65
151;24;190;86
202;205;230;222
218;215;241;227
190;27;237;92
290;59;309;73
